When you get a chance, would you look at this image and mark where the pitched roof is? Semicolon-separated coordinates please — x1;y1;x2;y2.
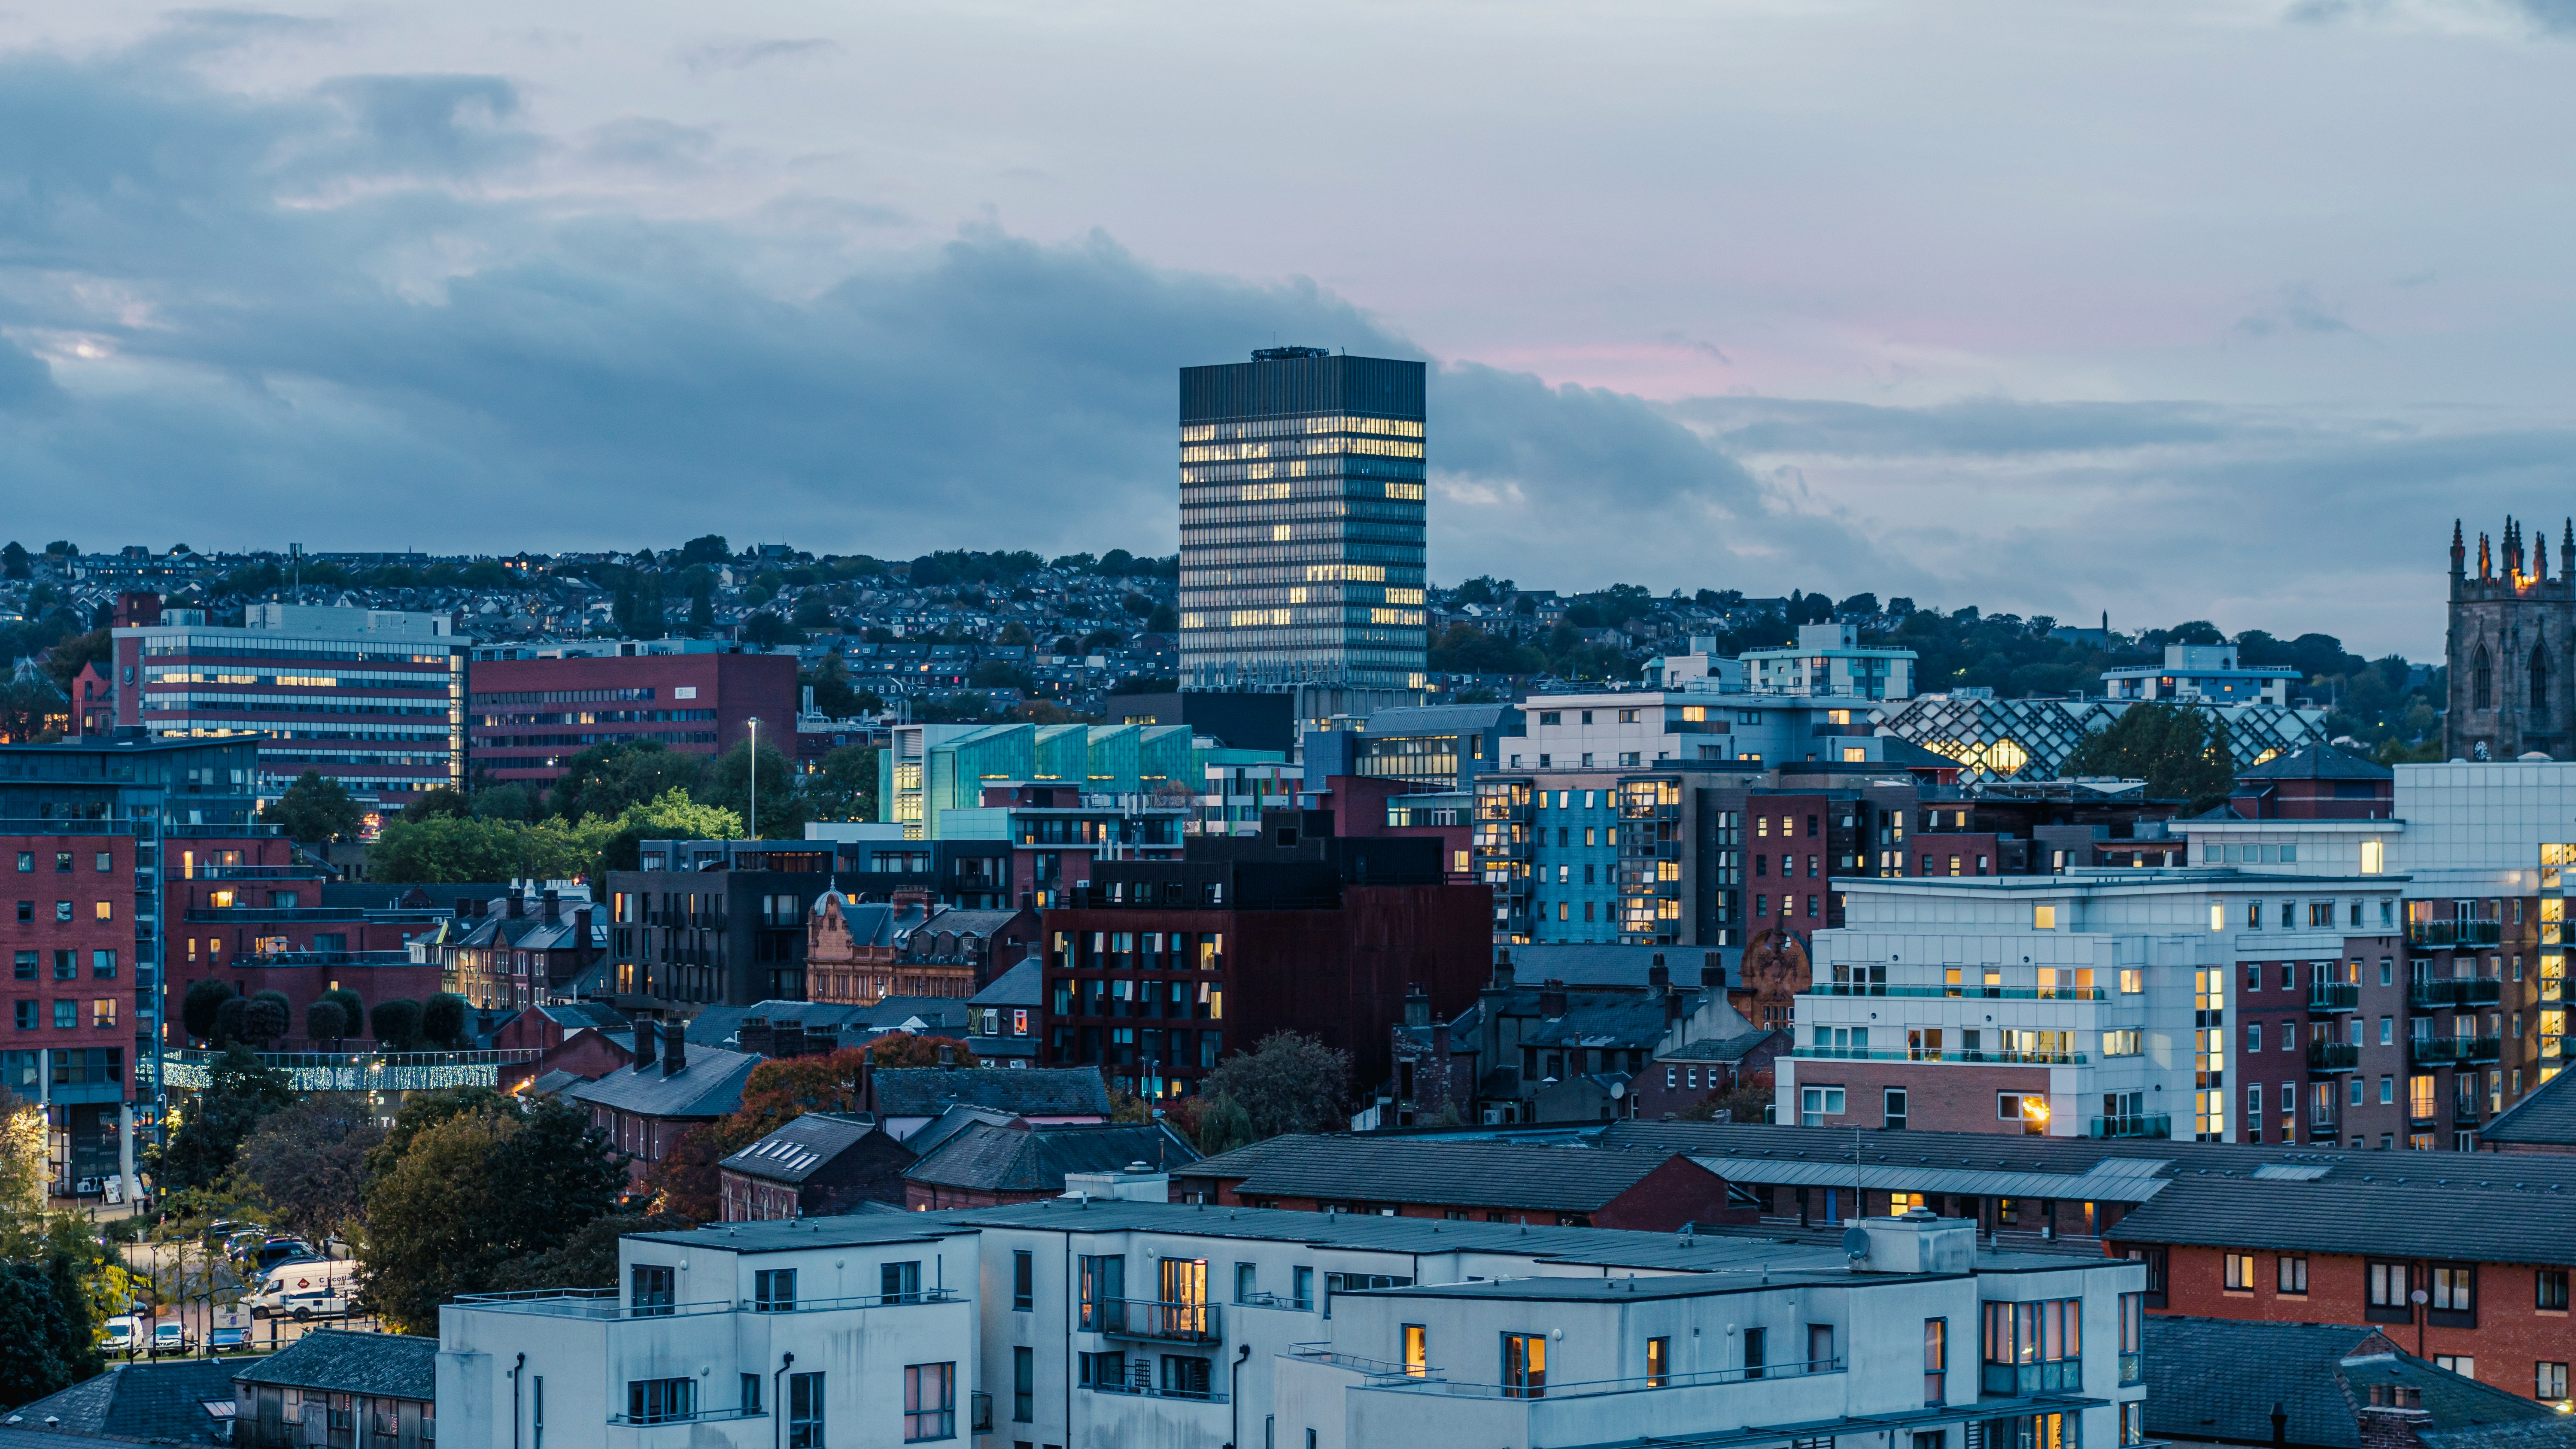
2141;1318;2391;1447
2108;1172;2576;1267
1177;1134;1706;1212
718;1112;890;1185
2479;1061;2576;1147
969;957;1043;1008
1474;986;1674;1051
233;1329;438;1399
873;1065;1109;1118
4;1359;239;1442
1659;1033;1780;1063
2236;742;2393;782
565;1045;760;1120
902;1104;1021;1161
1499;944;1735;990
903;1121;1199;1193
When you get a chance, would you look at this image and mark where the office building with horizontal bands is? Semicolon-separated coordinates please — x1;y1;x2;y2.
1177;348;1428;692
467;651;794;789
108;597;467;804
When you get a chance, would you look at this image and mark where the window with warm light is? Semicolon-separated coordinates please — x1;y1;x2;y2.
2034;905;2057;930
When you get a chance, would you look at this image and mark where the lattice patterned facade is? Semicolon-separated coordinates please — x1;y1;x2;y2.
1877;696;2331;783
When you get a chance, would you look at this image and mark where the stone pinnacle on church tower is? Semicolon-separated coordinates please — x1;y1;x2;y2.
2453;519;2467;579
2562;519;2571;581
2480;532;2493;580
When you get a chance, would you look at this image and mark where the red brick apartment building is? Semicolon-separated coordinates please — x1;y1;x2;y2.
1038;835;1489;1101
2108;1165;2576;1404
467;650;795;792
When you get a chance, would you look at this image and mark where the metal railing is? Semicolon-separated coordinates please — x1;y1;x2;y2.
1792;1046;2087;1066
1366;1355;1845;1400
745;1290;963;1314
2086;1114;2170;1139
1809;983;2107;1002
1088;1377;1227;1405
2409;1036;2503;1066
2409;978;2504;1009
1084;1297;1221;1343
452;1289;733;1321
2407;921;2502;948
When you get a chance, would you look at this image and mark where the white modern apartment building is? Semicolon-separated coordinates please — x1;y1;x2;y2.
1741;623;1919;702
2097;644;2297;705
438;1191;2144;1449
1780;869;2406;1145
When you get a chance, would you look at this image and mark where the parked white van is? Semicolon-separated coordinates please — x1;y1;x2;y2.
247;1260;357;1320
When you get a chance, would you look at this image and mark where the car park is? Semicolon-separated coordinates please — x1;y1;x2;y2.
149;1321;191;1357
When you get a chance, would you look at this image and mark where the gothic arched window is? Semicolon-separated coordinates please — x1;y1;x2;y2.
2534;644;2552;723
2475;646;2494;711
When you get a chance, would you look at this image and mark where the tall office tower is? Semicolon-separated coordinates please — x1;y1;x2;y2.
1178;347;1428;691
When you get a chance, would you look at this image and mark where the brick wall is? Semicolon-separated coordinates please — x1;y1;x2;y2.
2124;1239;2576;1403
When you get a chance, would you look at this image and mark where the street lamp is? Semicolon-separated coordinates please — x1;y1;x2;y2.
746;717;760;841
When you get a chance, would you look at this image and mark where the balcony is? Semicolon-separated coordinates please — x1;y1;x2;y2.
2306;983;2360;1013
2307;1042;2360;1072
1808;982;2107;1002
1088;1297;1222;1345
2409;1036;2503;1067
2409;978;2504;1010
2408;921;2503;948
1790;1045;2086;1066
2086;1114;2171;1139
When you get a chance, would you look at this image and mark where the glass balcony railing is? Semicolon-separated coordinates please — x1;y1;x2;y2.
1792;1045;2087;1066
2409;1036;2503;1066
2409;978;2504;1010
2307;1042;2360;1072
2306;983;2360;1012
1808;982;2107;1002
2086;1115;2171;1139
2407;921;2503;948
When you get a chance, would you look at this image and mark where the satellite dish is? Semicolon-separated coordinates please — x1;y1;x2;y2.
1841;1225;1870;1259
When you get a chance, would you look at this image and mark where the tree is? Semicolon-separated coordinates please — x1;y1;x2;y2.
37;627;110;696
551;740;705;823
592;789;741;877
263;770;362;844
0;542;24;580
803;744;879;822
304;999;348;1045
0;1262;87;1410
368;817;536;883
0;1093;46;1227
151;1045;294;1195
865;1033;976;1069
1146;603;1178;634
369;999;424;1050
677;534;730;566
407;786;471;820
323;987;365;1034
368;1086;513;1177
241;991;290;1047
180;979;238;1045
641;1123;732;1222
228;1094;383;1245
0;676;66;744
486;1213;694;1293
359;1097;626;1333
697;741;804;838
472;782;540;822
2060;702;2236;808
1199;1031;1351;1140
421;993;471;1048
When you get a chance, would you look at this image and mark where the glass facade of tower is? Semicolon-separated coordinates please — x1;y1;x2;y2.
1177;349;1428;690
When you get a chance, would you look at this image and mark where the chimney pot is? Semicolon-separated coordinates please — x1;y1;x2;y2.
632;1018;658;1071
662;1019;687;1076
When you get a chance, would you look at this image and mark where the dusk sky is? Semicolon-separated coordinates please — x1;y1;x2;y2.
5;1;2575;658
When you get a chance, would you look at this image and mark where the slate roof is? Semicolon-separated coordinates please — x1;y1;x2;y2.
536;1001;627;1032
686;998;975;1048
3;1359;238;1442
1658;1033;1780;1063
2479;1060;2576;1147
1479;985;1675;1051
2107;1171;2576;1267
528;1069;590;1095
2141;1317;2554;1449
565;1044;759;1119
969;957;1043;1008
234;1329;437;1400
719;1113;887;1185
901;1104;1021;1161
2236;742;2393;782
2142;1318;2391;1448
1177;1134;1704;1212
873;1065;1109;1118
1499;944;1736;990
904;1121;1201;1193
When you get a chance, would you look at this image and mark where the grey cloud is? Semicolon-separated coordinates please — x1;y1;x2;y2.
581;117;717;174
2233;283;2354;338
0;338;57;410
677;38;839;74
2506;0;2576;33
0;43;1881;593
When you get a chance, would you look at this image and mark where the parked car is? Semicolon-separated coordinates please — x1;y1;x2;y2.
102;1315;141;1355
207;1327;252;1355
248;1238;311;1274
149;1321;191;1357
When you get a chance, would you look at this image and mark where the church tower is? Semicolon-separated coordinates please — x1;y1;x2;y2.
2446;516;2576;760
